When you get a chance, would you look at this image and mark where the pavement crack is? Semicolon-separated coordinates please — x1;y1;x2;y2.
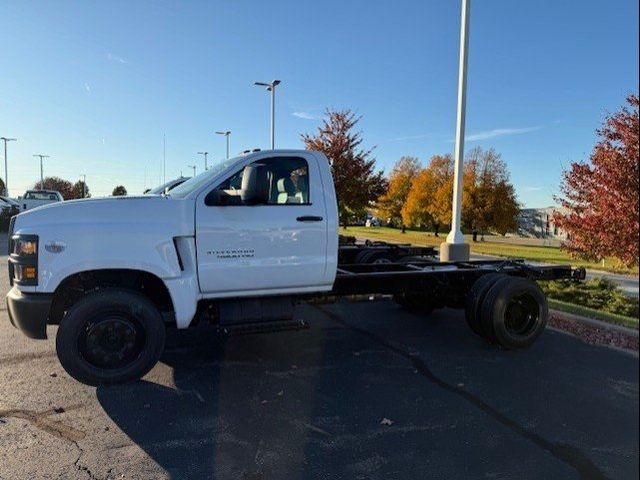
316;305;609;480
72;440;101;480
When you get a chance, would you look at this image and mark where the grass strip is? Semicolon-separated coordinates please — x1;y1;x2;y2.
347;226;639;275
548;299;639;330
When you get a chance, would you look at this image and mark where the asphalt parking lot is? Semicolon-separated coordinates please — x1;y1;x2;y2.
1;246;638;479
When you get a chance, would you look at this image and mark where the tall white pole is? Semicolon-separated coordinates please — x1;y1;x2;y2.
163;134;166;185
226;135;230;159
270;87;276;149
441;0;471;260
2;137;16;196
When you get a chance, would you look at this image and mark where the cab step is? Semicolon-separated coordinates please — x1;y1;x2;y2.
216;319;308;336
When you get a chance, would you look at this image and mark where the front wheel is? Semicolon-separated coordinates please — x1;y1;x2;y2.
56;289;166;386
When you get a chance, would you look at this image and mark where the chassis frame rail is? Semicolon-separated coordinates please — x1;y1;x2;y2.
331;259;585;309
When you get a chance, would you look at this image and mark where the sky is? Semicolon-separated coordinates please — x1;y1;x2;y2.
1;0;638;206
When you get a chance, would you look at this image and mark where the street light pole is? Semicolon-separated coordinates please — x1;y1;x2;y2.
80;174;86;198
187;165;196;177
441;0;471;262
254;80;281;149
197;152;209;171
215;131;231;159
1;137;16;196
33;154;50;188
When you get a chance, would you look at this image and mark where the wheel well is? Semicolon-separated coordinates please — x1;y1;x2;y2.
49;269;175;325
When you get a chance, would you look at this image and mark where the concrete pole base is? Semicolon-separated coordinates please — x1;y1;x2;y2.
439;242;470;262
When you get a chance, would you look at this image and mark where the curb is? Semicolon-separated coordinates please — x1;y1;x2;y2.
547;326;639;358
550;309;639;337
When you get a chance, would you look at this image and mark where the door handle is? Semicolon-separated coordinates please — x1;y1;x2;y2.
296;215;323;222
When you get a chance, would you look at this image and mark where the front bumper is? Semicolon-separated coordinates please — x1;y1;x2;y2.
6;287;53;339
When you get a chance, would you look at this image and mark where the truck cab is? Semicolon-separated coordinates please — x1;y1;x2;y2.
18;189;64;211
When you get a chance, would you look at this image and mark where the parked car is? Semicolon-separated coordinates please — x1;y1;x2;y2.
0;196;21;230
145;176;190;195
6;149;584;385
17;190;64;211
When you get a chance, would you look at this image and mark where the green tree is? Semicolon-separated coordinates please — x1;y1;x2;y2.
112;185;128;196
302;109;387;228
463;147;519;236
72;180;90;199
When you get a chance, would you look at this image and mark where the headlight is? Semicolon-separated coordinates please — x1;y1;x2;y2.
14;238;38;256
9;234;39;286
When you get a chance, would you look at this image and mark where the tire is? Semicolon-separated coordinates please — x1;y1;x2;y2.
464;273;505;337
364;251;394;264
56;289;166;386
480;277;548;349
354;249;372;264
355;249;394;264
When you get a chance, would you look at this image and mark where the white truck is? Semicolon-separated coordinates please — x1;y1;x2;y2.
6;149;584;386
17;189;64;211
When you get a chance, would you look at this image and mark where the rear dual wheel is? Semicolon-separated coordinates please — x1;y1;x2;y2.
465;274;548;349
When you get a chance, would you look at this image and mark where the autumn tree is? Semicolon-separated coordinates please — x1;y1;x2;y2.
463;147;519;236
302;109;386;227
402;148;519;237
112;185;128;196
375;156;421;230
34;177;75;199
554;94;639;267
402;154;454;236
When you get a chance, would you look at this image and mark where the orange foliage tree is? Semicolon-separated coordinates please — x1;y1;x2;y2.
375;156;421;229
401;154;454;236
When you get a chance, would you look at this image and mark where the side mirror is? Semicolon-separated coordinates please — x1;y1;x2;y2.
241;164;269;205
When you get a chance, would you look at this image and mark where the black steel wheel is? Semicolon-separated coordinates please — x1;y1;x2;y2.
365;250;394;264
480;277;548;349
56;289;166;386
464;273;505;337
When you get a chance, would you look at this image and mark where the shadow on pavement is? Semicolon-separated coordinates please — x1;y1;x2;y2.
96;301;637;480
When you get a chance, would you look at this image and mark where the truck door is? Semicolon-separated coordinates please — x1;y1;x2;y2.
195;154;329;295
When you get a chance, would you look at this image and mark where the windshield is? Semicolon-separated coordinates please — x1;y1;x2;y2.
168;156;243;198
25;191;60;200
147;177;189;195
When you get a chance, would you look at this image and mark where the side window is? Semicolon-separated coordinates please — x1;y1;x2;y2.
266;157;309;205
206;157;310;206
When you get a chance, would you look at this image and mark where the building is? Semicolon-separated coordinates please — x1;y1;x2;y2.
518;207;569;240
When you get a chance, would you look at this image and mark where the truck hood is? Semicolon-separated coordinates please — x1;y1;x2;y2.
13;195;195;237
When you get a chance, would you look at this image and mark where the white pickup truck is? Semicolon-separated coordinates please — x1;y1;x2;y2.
6;149;584;385
17;189;64;211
